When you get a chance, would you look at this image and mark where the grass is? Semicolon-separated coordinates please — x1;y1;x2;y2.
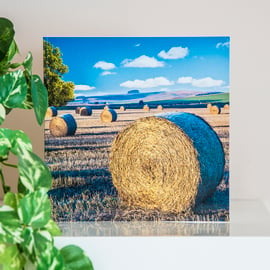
45;107;229;222
147;93;229;105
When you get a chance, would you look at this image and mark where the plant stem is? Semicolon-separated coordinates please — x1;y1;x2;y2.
0;167;10;194
1;161;18;168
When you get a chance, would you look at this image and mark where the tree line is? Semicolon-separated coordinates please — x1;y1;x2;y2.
43;40;74;106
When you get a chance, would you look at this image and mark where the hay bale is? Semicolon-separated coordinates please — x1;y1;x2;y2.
207;103;212;109
80;106;92;116
75;107;81;114
119;106;126;111
104;105;110;110
143;105;150;111
49;114;77;137
157;105;163;111
210;105;221;114
223;104;230;110
45;106;57;118
100;109;117;122
109;112;224;213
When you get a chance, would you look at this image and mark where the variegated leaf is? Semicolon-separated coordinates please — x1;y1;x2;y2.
0;205;23;244
18;189;51;228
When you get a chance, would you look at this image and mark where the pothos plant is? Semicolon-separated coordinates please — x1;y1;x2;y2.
0;18;94;269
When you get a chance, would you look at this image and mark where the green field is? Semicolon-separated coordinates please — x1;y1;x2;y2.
148;93;229;105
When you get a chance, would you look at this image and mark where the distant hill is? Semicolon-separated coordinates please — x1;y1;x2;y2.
70;90;229;105
196;91;223;96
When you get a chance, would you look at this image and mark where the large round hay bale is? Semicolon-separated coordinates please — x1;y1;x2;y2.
75;107;81;114
109;112;225;213
80;106;92;116
223;104;230;110
143;105;150;111
210;105;221;114
46;106;57;118
49;114;77;137
100;109;117;122
119;106;126;111
157;105;163;111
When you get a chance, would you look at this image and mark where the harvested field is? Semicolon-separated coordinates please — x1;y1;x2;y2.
45;107;229;222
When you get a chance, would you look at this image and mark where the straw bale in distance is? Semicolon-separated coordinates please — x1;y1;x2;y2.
143;105;150;111
104;105;110;110
49;114;77;137
80;106;92;116
210;105;221;114
207;103;212;109
120;106;126;111
45;106;57;118
75;107;81;114
223;104;230;110
157;105;163;111
100;109;117;123
109;112;225;213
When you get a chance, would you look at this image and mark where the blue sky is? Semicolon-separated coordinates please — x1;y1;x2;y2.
43;37;230;97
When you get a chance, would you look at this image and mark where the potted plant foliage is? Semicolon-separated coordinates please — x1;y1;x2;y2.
0;17;94;270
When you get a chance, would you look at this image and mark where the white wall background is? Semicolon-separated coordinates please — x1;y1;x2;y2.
1;1;270;269
2;0;270;202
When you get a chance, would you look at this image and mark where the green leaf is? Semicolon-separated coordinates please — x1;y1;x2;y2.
23;52;33;74
18;150;51;192
17;177;27;195
10;129;32;155
9;62;21;69
0;129;12;161
4;192;23;211
0;104;5;125
0;70;27;108
61;245;94;270
0;205;23;244
0;128;32;161
0;40;19;76
17;189;51;228
21;227;64;270
21;227;35;262
18;72;34;109
0;18;15;62
31;75;48;125
5;107;12;115
0;243;9;263
0;243;25;270
43;219;62;237
6;40;19;63
36;245;64;270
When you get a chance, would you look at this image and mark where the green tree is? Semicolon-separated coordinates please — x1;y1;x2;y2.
43;40;74;106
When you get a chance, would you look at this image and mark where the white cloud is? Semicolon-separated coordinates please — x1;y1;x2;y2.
120;76;174;88
122;55;164;68
216;41;230;49
177;76;193;84
93;61;116;70
74;85;96;91
158;46;189;59
134;43;141;47
177;76;224;88
101;71;116;76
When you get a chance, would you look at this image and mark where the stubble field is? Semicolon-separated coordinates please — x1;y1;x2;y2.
44;107;229;222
